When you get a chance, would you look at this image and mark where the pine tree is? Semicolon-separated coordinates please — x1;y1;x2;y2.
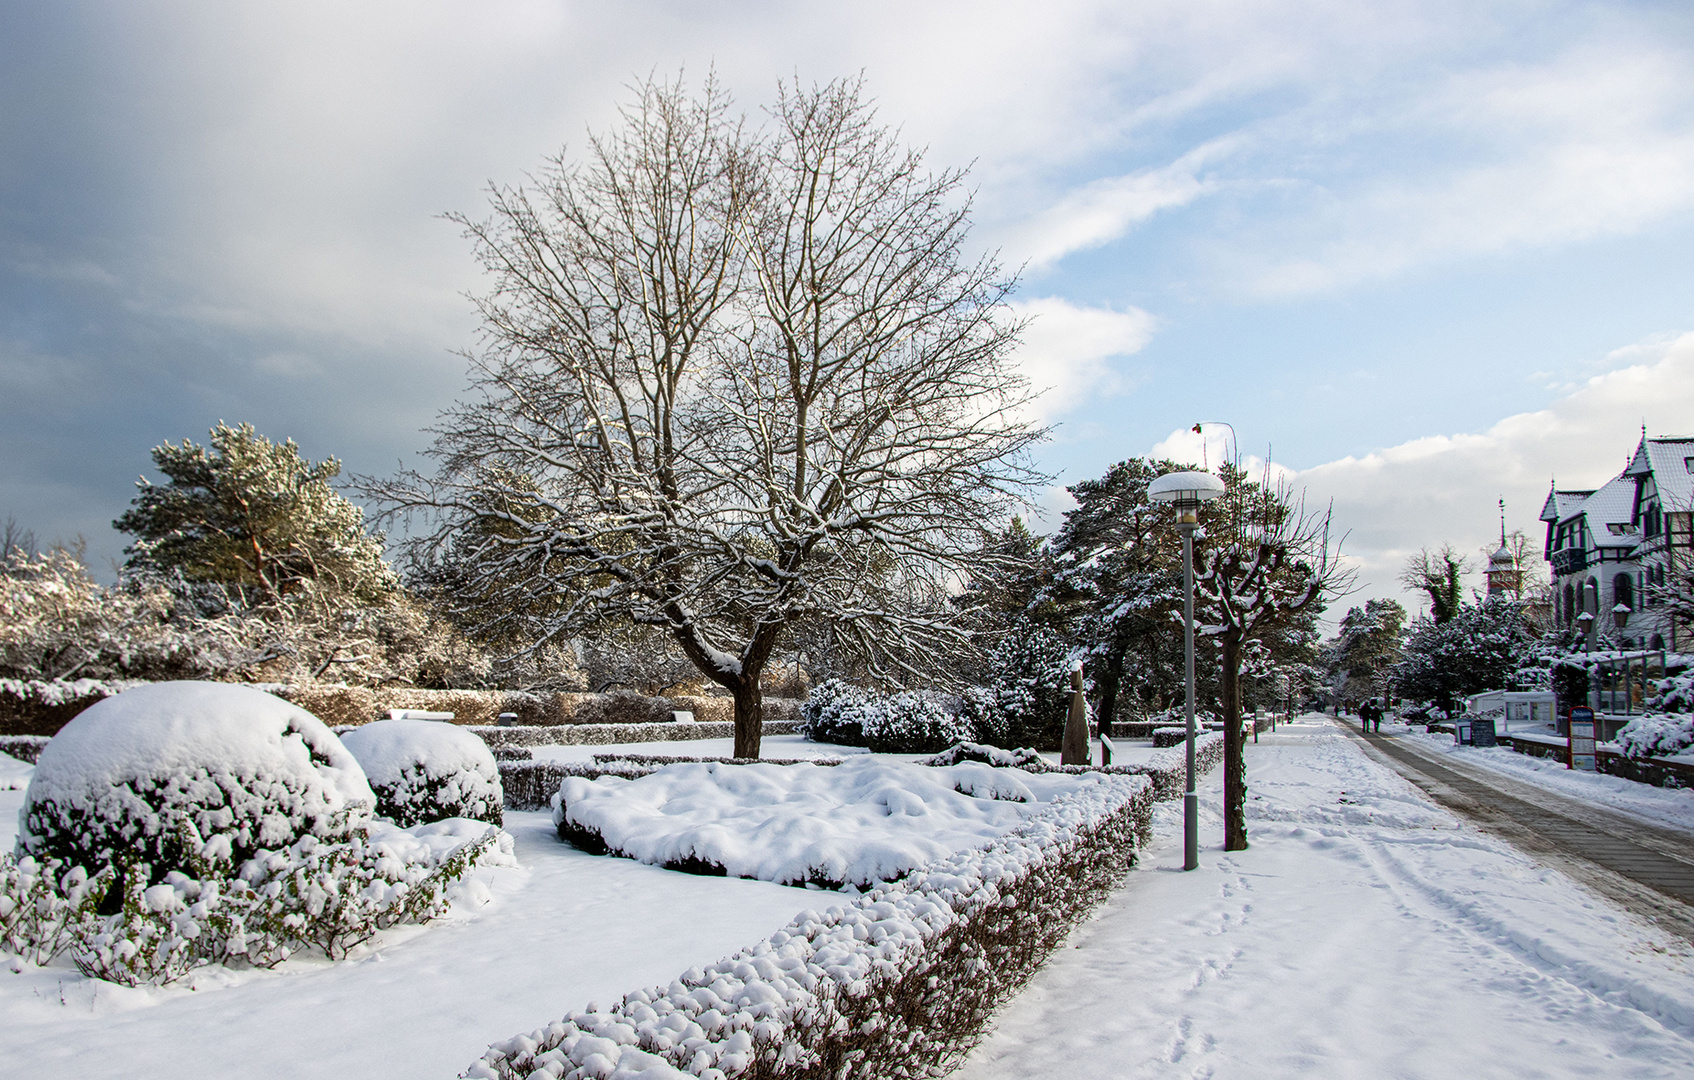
116;423;395;608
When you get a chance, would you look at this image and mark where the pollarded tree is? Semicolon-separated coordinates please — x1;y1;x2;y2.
370;76;1042;757
115;423;396;610
1195;471;1352;851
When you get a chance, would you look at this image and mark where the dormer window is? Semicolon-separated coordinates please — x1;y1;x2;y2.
1607;523;1638;536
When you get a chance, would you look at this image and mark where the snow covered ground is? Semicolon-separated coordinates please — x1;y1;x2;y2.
1389;722;1694;832
0;770;814;1077
957;715;1694;1080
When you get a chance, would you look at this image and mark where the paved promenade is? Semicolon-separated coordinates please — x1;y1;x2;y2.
1350;721;1694;938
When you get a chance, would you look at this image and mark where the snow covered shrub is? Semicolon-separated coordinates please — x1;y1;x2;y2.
1647;672;1694;713
70;821;507;985
799;678;873;745
1614;714;1694;759
921;742;1043;768
340;718;503;828
474;771;1151;1080
986;626;1073;751
954;686;1008;746
16;682;375;896
0;856;112;965
861;691;972;754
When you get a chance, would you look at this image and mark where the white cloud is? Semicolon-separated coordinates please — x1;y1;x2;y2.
1223;43;1694;295
1005;141;1230;270
1009;297;1156;423
1291;331;1694;616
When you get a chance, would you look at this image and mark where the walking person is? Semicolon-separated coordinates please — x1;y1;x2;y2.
1360;700;1371;734
1371;700;1383;734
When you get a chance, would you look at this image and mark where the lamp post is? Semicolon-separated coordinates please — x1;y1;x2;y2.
1148;469;1227;871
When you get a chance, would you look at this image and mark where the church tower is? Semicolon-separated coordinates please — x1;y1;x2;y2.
1486;498;1522;598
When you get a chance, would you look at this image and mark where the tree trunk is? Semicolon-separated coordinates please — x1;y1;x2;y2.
731;679;763;759
1220;632;1248;851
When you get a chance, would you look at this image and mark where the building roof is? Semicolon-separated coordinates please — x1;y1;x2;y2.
1540;487;1595;523
1625;435;1694;511
1574;474;1643;549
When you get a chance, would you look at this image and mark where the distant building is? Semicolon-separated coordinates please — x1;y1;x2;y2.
1540;432;1693;650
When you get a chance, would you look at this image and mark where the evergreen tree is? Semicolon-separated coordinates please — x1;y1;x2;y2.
116;423;395;608
1391;597;1536;713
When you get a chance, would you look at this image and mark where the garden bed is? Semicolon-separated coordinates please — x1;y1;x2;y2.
471;763;1152;1080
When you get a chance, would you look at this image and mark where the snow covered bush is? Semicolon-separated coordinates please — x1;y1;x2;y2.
475;769;1151;1080
0;819;509;985
985;625;1073;751
799;678;874;745
340;718;503;828
954;685;1007;746
553;757;1104;889
16;682;375;895
1647;672;1694;714
861;691;972;754
1614;714;1694;759
0;857;112;965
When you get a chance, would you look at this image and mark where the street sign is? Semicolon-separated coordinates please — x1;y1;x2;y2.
1568;707;1596;772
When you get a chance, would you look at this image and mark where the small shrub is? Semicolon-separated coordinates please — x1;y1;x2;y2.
340;718;503;828
861;692;972;754
799;679;874;746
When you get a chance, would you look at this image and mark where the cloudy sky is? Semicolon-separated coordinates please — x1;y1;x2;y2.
3;0;1692;621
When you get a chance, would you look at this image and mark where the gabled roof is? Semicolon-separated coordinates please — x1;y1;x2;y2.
1576;474;1643;549
1541;487;1595;523
1627;435;1694;511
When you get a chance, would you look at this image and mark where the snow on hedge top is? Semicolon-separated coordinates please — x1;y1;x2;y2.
340;718;498;787
553;756;1111;888
23;681;373;823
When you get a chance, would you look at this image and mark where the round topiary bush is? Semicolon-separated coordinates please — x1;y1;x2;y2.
339;719;503;828
17;682;375;886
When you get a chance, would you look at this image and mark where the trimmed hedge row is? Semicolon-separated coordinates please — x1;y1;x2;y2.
0;734;50;763
468;769;1154;1080
498;754;836;812
472;718;801;750
0;678;801;736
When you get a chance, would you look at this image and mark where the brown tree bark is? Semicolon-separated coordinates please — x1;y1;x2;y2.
1220;632;1249;851
730;679;764;759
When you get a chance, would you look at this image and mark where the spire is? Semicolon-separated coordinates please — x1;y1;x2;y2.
1499;497;1507;548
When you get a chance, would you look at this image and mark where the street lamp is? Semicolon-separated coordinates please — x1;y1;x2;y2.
1148;468;1227;872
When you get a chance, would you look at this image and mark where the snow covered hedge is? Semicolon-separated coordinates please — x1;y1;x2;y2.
17;682;376;891
471;769;1151;1080
1;819;510;986
1647;672;1694;714
1614;714;1694;759
341;718;503;828
552;757;1111;889
798;679;874;745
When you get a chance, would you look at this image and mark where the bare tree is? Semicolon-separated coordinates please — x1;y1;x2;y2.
368;75;1042;756
1195;473;1353;851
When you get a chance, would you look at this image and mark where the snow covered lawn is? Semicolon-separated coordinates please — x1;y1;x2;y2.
958;716;1694;1080
555;755;1112;887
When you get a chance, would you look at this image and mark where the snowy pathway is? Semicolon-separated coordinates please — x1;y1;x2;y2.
957;717;1694;1080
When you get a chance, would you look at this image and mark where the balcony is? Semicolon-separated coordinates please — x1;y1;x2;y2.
1551;548;1588;576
